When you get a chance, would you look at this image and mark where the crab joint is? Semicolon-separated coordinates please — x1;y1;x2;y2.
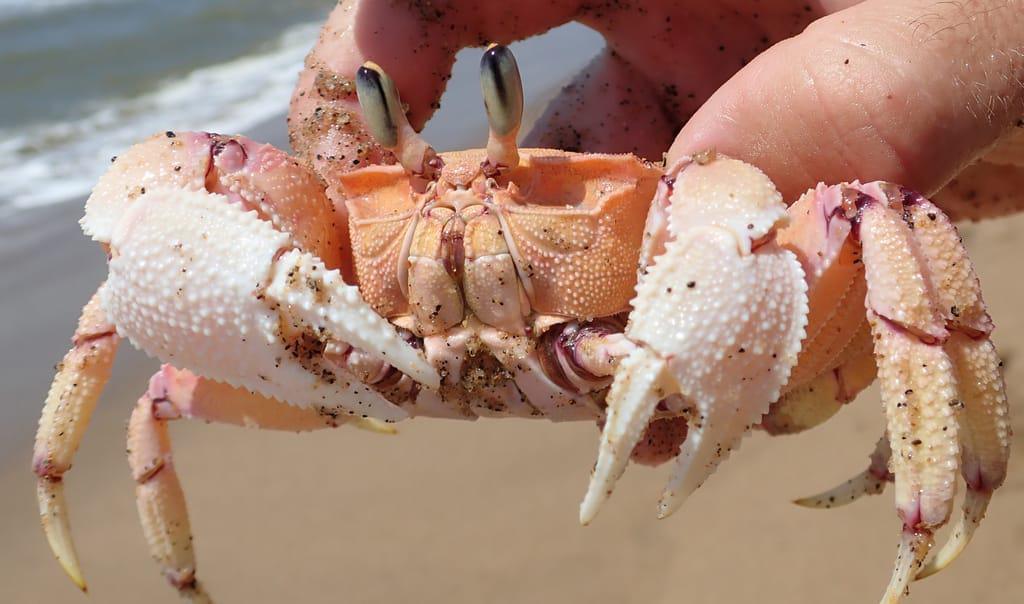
480;44;524;171
355;62;438;178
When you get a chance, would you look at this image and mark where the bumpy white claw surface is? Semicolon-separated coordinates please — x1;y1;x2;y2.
654;233;806;516
580;347;668;524
625;157;808;518
267;249;440;390
102;188;411;421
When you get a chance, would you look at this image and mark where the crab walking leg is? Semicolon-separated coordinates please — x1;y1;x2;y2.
102;187;438;422
897;196;1011;579
858;200;961;603
581;156;808;522
914;336;1004;579
128;392;209;602
131;366;373;602
150;364;393;433
912;341;1004;578
33;288;119;590
794;436;892;508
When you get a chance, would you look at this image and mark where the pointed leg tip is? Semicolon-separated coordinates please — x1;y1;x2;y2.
915;489;990;581
351;417;399;435
51;544;87;592
578;495;602;526
792;468;889;510
56;557;88;592
881;529;933;604
656;497;679;520
38;478;88;592
791;496;823;508
579;476;614;526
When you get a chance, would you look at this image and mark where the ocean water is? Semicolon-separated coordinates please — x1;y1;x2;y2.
0;0;337;216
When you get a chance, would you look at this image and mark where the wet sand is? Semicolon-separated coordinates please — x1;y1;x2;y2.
3;57;1024;604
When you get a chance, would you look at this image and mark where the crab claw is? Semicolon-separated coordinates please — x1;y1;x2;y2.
84;132;348;271
581;154;808;522
85;132;437;419
101;186;437;420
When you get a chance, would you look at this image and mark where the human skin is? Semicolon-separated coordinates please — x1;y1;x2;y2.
289;0;1023;218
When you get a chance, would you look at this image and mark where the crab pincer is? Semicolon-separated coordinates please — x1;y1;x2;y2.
580;154;809;523
34;131;439;592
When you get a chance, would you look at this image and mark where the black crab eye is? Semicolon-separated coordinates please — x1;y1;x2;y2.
356;62;400;148
480;43;524;138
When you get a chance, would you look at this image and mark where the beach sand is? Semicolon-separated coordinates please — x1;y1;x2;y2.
3;114;1024;604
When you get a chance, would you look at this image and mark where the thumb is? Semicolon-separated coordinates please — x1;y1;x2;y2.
669;0;1024;201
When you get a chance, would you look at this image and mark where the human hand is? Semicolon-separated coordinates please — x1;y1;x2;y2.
289;0;1023;217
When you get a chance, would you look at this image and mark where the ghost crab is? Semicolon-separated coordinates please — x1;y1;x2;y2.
34;44;1009;603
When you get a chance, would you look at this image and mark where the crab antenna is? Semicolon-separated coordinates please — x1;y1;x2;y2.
356;61;439;177
480;43;523;170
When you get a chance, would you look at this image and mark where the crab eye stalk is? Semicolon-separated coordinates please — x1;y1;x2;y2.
480;43;523;171
356;62;400;148
356;61;439;178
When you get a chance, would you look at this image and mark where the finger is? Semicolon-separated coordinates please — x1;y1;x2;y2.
933;160;1024;221
526;1;841;157
289;0;581;174
670;0;1024;201
290;1;837;174
934;128;1024;220
522;48;678;159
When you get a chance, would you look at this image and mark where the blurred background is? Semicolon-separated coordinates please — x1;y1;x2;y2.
1;1;1023;602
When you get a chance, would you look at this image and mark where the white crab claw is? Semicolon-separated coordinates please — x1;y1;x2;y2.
582;156;808;522
102;187;438;421
652;228;808;517
580;347;668;525
267;249;439;389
